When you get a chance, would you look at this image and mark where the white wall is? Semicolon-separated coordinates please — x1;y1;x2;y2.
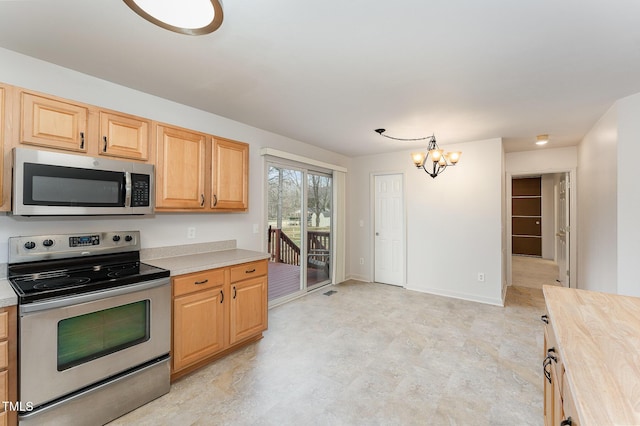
577;104;617;294
349;138;504;306
0;48;350;263
506;146;578;174
616;93;640;297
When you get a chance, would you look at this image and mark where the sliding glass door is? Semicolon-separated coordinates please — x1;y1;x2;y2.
266;163;332;303
306;172;332;290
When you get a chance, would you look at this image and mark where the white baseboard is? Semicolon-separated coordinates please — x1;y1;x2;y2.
404;285;504;307
344;274;370;283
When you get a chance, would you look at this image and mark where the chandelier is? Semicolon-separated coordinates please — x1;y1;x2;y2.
374;129;461;178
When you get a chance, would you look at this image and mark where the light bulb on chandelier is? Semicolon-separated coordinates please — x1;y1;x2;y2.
374;129;461;178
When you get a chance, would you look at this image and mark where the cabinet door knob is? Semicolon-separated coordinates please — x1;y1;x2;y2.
213;194;218;207
220;290;224;303
80;132;85;149
541;314;549;324
560;417;573;426
103;136;108;152
233;286;237;299
200;194;205;207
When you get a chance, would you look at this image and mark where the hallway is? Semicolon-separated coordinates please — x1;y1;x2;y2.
512;255;560;289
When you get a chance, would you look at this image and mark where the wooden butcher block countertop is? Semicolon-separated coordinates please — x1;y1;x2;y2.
543;285;640;426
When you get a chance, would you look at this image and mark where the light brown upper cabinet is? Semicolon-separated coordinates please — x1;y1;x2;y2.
211;137;249;211
98;111;150;161
155;124;207;210
0;84;7;212
155;127;249;212
20;92;89;153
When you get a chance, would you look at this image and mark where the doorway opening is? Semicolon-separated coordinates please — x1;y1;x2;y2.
508;172;574;290
266;162;333;305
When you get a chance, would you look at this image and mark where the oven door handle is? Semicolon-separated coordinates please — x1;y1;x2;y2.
20;277;170;314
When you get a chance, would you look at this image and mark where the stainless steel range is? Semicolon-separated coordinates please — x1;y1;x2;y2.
7;231;171;425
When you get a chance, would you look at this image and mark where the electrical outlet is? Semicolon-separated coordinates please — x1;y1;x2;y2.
359;257;364;265
477;272;485;282
187;227;196;239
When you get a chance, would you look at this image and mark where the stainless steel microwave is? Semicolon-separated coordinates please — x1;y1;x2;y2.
12;148;154;216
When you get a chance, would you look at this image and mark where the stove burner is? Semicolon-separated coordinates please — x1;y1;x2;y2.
31;276;91;290
107;264;139;278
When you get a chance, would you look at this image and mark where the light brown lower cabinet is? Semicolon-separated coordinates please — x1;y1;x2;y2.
542;313;580;426
171;260;268;381
0;306;17;426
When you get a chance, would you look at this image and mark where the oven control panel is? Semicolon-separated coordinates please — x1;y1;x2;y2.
69;235;100;247
8;231;141;264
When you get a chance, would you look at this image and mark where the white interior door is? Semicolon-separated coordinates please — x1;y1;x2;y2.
556;173;570;286
374;174;404;286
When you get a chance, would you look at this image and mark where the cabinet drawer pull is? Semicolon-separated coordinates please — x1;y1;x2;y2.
103;136;108;152
80;132;85;149
194;279;209;285
220;290;224;303
540;314;549;324
543;356;553;384
560;417;573;426
246;268;256;274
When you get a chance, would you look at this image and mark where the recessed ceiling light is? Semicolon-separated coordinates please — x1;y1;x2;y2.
536;134;549;146
123;0;223;36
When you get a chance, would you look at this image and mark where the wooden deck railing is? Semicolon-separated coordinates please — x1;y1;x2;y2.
308;230;329;252
268;226;300;266
268;227;330;267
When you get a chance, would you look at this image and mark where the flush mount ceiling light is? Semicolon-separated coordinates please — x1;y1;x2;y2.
123;0;223;35
536;134;549;146
374;129;461;178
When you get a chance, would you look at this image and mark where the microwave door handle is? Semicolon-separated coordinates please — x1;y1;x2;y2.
124;172;132;207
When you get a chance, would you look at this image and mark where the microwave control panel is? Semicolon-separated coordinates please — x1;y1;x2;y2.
131;174;150;207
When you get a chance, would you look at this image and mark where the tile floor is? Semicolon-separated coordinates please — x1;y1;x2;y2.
110;276;548;426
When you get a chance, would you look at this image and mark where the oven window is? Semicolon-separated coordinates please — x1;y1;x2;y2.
57;300;150;371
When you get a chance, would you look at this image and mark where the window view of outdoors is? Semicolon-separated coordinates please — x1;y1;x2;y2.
267;166;331;301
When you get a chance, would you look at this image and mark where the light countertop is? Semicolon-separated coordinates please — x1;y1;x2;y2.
0;263;17;307
543;285;640;426
141;241;269;276
0;280;17;307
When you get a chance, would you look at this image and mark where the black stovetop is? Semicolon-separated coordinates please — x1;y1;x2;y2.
7;251;170;304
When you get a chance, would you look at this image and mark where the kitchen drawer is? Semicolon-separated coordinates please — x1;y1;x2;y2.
230;260;267;282
173;269;225;297
0;311;7;340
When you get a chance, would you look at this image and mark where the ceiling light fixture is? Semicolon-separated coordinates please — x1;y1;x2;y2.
123;0;224;36
536;134;549;146
375;129;461;178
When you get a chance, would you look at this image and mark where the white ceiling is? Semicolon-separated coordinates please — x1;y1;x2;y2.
1;1;639;156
